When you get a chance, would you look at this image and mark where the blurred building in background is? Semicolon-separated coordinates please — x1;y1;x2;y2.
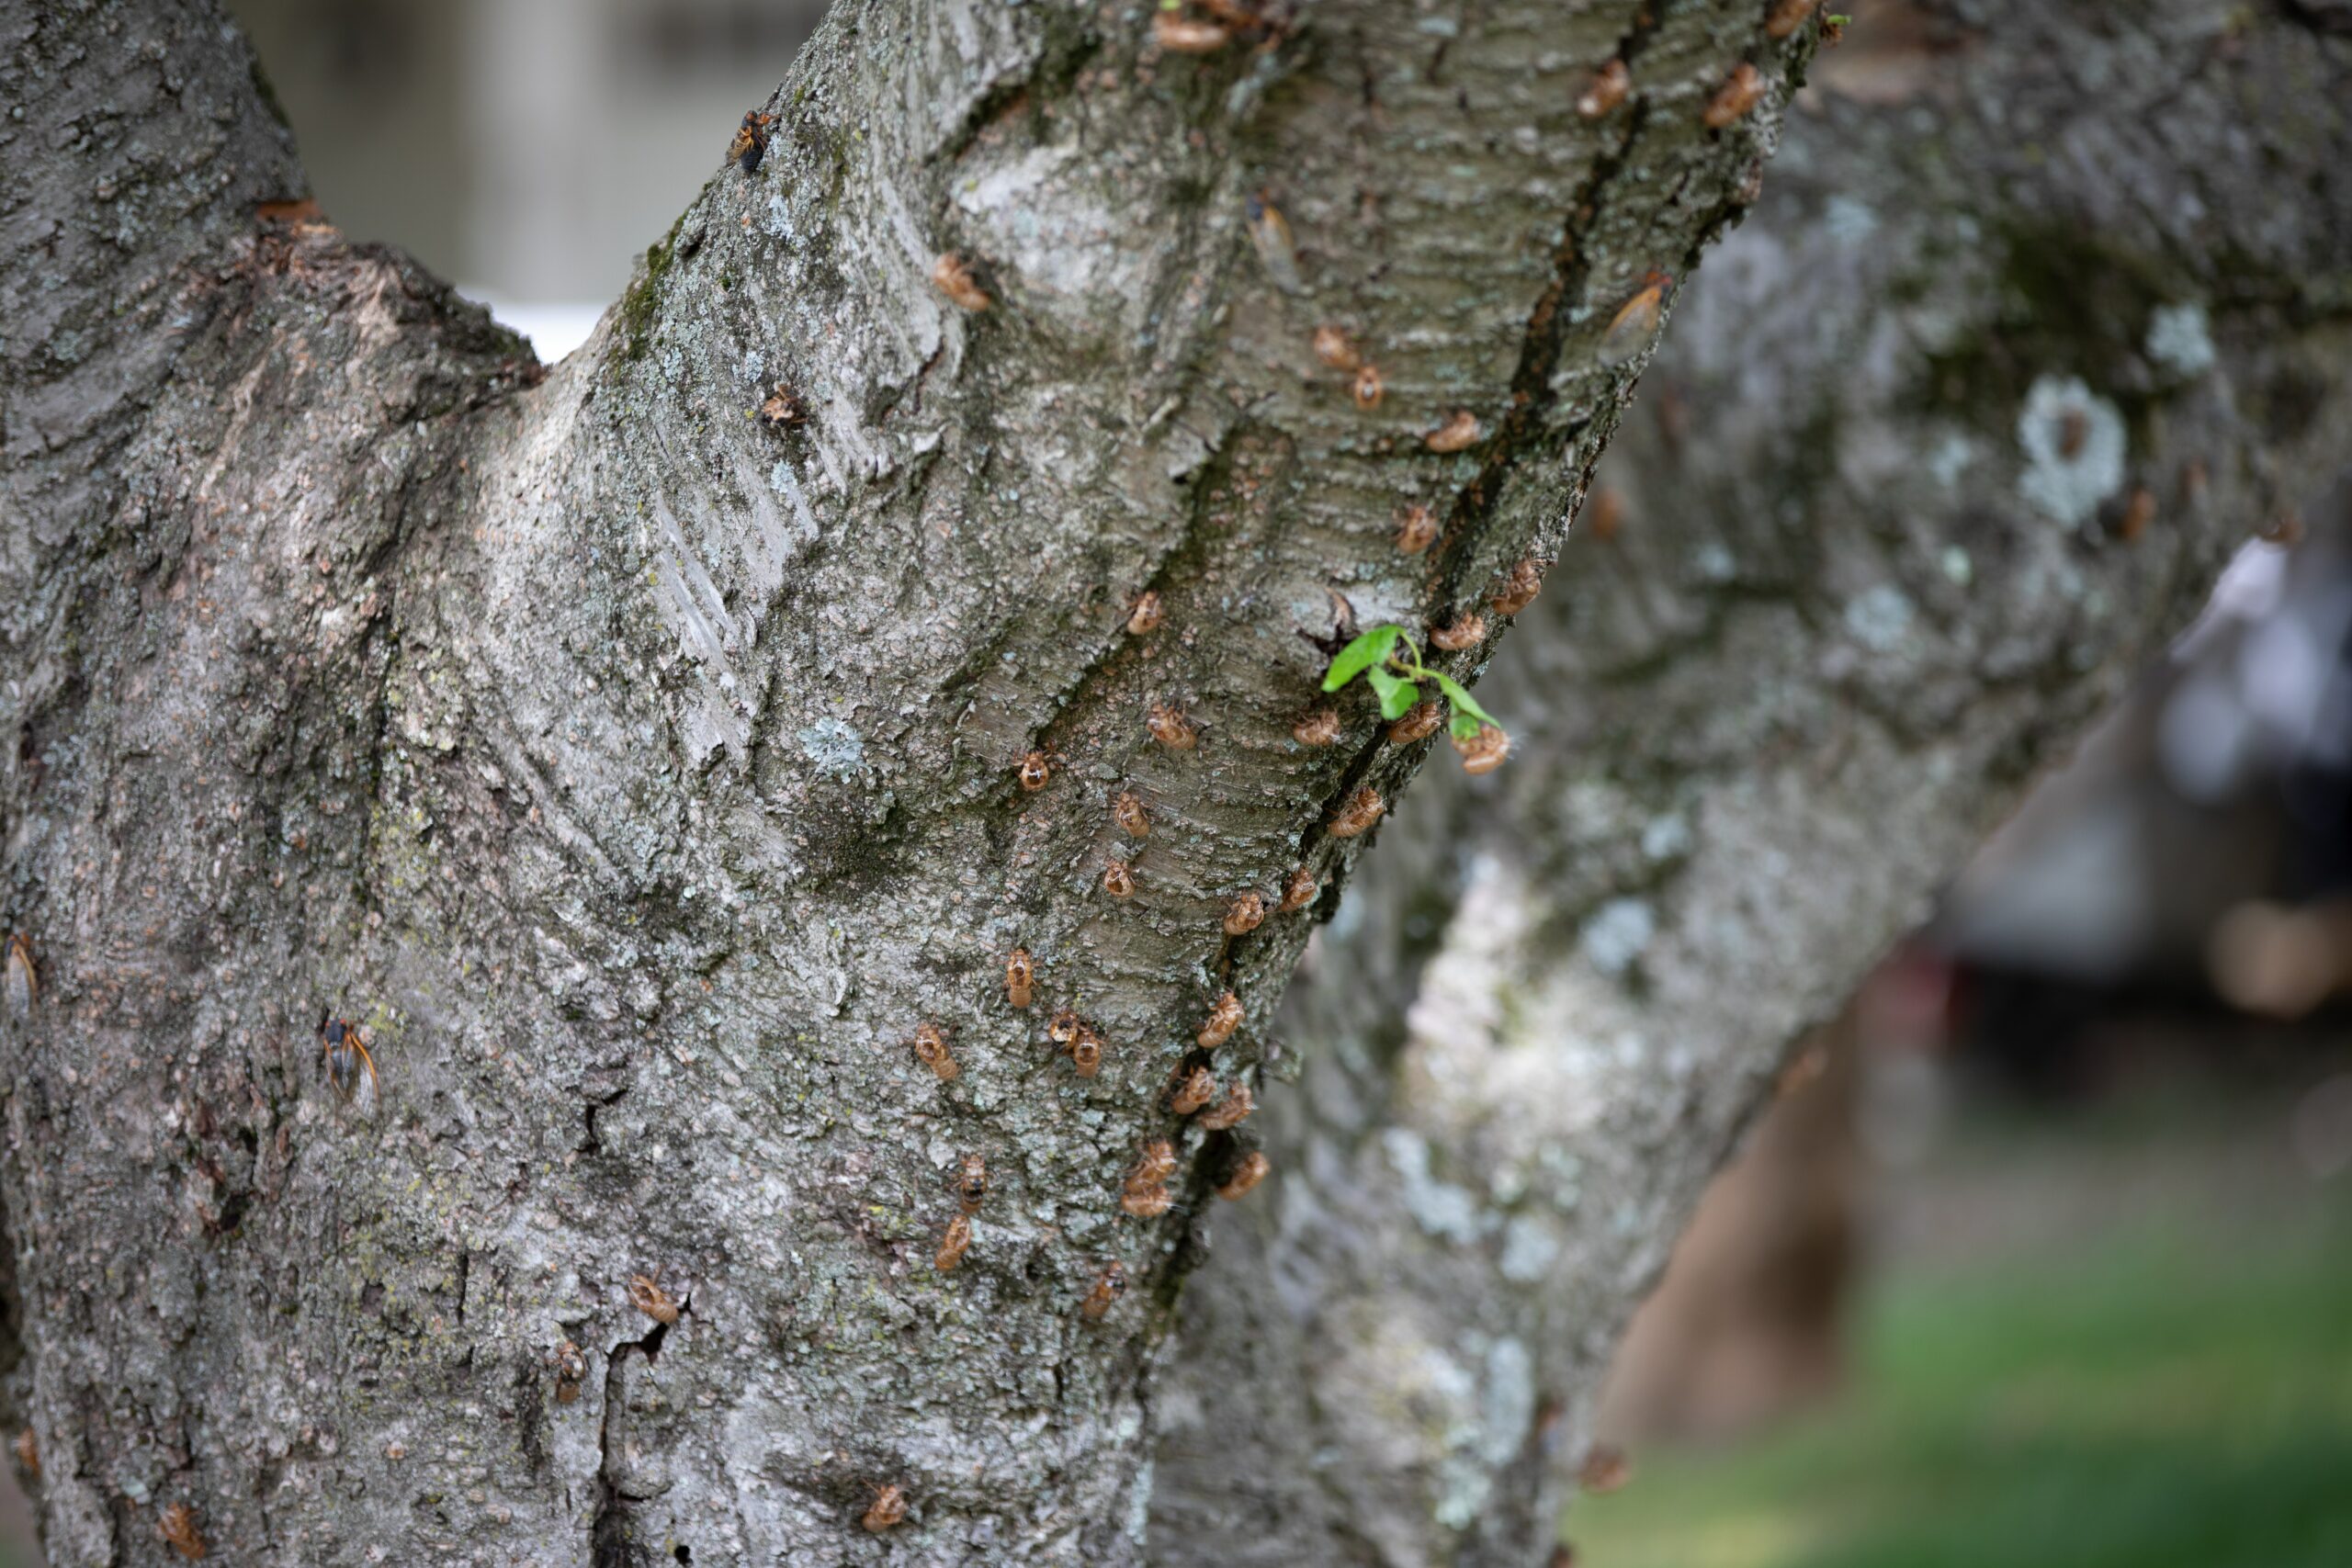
228;0;829;351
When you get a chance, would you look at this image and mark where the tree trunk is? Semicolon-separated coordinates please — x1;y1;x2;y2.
1152;3;2352;1564
0;0;1823;1562
6;1;2347;1564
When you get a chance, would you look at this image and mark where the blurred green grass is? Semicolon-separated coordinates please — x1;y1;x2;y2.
1569;1214;2352;1568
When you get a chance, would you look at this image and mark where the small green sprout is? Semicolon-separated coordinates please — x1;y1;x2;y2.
1320;626;1510;770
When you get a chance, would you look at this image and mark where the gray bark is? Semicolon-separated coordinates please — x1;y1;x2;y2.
0;0;1825;1563
7;0;2348;1563
1154;4;2352;1565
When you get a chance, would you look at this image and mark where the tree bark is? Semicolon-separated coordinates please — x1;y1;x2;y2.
1152;4;2352;1564
0;0;1830;1562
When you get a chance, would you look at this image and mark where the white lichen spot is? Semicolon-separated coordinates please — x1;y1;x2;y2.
1434;1467;1491;1531
797;716;864;779
763;190;798;244
1488;1161;1527;1205
2017;375;2126;527
767;460;820;553
1382;1127;1487;1245
1579;897;1655;977
1694;542;1736;583
1640;813;1690;861
1422;1343;1478;1407
2145;301;2216;378
1125;1459;1155;1543
1481;1338;1535;1465
1928;432;1975;489
1824;195;1880;244
1424;1339;1495;1529
1843;583;1915;652
1940;546;1974;587
1498;1214;1560;1283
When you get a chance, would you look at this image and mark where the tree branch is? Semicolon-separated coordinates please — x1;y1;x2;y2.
1154;3;2352;1562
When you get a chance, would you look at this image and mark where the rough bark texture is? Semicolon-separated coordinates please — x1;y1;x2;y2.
8;0;2349;1563
0;0;1827;1563
1153;4;2352;1564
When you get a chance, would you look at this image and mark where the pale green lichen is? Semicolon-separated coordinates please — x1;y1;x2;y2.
1640;813;1691;861
1928;432;1976;489
2017;375;2126;527
1125;1458;1156;1543
1479;1337;1534;1466
1382;1128;1488;1244
797;716;865;777
1579;897;1655;976
1844;583;1917;653
1824;195;1880;244
2145;301;2216;378
1498;1214;1560;1282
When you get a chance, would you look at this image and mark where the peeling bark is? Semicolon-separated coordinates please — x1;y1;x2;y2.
1155;4;2352;1564
1;0;1830;1563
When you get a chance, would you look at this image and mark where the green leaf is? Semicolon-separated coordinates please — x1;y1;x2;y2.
1430;671;1497;728
1365;668;1420;720
1448;709;1485;742
1322;626;1405;693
